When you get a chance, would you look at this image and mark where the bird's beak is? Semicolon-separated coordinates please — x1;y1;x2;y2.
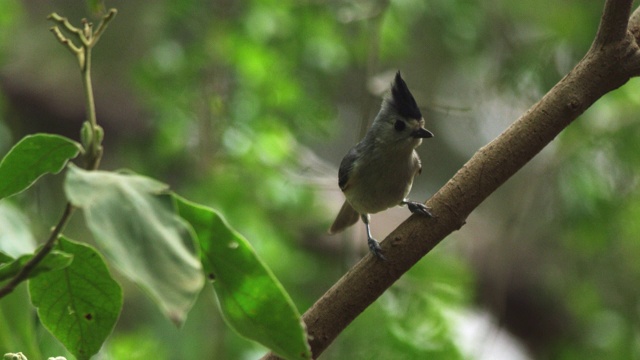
411;127;434;139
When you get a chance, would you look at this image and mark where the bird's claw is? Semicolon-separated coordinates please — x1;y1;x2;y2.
368;237;386;261
406;201;433;217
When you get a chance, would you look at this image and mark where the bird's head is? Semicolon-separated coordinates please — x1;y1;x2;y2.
372;71;433;149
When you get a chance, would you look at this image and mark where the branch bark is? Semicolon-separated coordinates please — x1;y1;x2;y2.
265;0;640;358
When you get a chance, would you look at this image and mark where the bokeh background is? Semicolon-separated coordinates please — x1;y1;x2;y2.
1;0;640;359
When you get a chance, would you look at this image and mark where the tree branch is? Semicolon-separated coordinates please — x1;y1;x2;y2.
262;1;640;359
593;0;633;47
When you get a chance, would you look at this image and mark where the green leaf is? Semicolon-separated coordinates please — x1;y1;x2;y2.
0;202;36;257
174;195;311;360
28;237;122;360
0;251;11;264
0;250;73;282
0;134;81;200
63;164;204;326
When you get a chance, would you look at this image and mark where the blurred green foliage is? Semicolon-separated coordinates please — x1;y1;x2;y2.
1;0;640;359
547;79;640;359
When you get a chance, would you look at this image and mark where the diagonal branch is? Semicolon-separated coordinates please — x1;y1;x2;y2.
262;1;640;359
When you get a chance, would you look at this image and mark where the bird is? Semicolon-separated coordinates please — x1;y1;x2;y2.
329;71;433;260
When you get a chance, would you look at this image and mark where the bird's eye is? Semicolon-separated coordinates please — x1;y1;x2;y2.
394;120;406;131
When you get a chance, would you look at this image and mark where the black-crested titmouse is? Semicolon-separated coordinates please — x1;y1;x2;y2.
329;71;433;260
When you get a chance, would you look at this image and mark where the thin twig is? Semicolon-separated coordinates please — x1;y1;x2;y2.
47;13;84;36
92;9;118;45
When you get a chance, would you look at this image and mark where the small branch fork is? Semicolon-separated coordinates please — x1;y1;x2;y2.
0;9;117;300
262;1;640;359
47;10;116;71
48;9;117;170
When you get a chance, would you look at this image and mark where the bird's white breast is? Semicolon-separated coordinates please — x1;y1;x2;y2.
345;148;421;214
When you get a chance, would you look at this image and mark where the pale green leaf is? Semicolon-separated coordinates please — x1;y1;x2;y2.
63;164;204;326
0;202;36;257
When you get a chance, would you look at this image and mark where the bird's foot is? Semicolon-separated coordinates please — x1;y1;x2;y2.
405;201;433;217
368;237;386;261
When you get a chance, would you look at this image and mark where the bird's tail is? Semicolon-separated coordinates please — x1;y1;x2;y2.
329;200;360;234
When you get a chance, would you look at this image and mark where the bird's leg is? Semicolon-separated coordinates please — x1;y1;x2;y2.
402;199;433;217
361;214;386;261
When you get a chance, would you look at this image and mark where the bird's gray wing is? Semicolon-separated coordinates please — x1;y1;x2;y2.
338;147;359;191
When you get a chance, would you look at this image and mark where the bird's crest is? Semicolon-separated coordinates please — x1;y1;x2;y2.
390;71;422;120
